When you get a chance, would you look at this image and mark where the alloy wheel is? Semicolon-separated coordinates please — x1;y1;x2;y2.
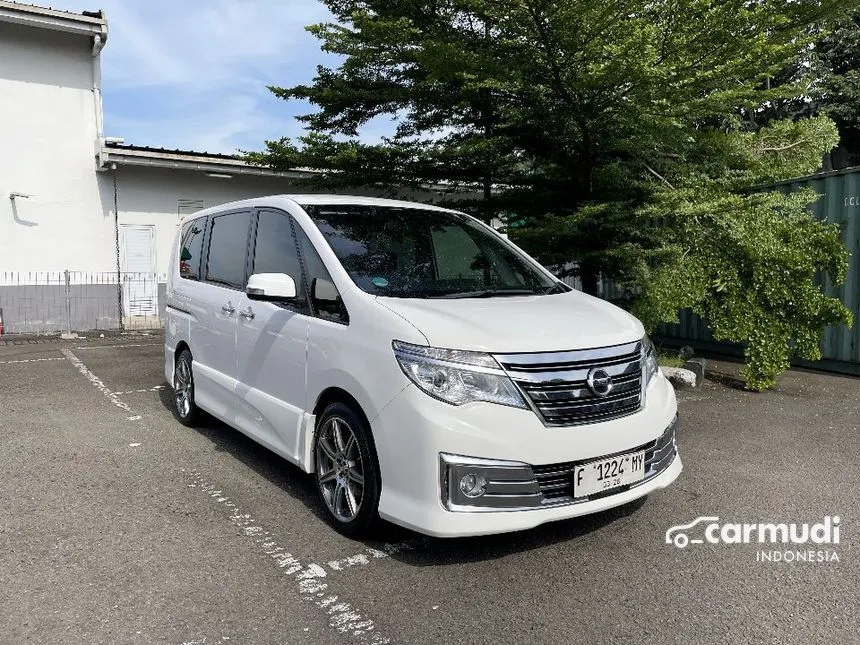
174;358;192;418
315;416;365;522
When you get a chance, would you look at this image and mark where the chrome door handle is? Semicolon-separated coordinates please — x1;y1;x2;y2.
239;307;255;320
221;302;235;315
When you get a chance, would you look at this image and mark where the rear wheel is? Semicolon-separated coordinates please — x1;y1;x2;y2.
173;349;200;426
314;402;381;537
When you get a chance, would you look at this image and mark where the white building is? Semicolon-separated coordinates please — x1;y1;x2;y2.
0;2;448;329
0;1;331;278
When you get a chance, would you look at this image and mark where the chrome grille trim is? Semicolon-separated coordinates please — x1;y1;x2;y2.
494;341;643;426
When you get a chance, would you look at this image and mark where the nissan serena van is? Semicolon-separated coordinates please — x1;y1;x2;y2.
165;195;681;537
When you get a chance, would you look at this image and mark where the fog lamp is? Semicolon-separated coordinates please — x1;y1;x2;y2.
459;473;488;498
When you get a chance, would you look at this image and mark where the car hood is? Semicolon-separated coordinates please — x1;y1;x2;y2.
376;290;644;353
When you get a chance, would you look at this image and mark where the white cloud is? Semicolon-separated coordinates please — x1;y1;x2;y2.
57;0;382;154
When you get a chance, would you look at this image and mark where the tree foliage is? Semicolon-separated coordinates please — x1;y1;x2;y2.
250;0;856;389
755;8;860;166
632;116;851;390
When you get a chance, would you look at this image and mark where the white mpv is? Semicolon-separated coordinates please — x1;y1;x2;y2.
165;195;681;537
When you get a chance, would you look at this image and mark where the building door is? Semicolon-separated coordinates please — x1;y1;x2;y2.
120;225;157;317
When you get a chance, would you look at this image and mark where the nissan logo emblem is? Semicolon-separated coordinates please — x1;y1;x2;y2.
586;368;613;397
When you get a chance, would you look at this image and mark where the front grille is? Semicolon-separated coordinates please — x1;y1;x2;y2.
531;419;678;505
494;340;643;426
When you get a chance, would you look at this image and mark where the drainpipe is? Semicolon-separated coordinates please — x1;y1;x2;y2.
91;29;107;168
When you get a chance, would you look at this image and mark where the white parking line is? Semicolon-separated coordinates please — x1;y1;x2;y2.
61;349;134;413
112;385;166;395
63;348;392;644
185;469;391;643
328;542;417;572
74;343;162;350
0;357;65;364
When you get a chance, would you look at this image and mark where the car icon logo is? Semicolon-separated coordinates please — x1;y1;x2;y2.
586;368;613;397
665;516;720;548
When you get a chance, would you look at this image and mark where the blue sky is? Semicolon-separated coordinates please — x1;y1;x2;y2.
61;0;394;154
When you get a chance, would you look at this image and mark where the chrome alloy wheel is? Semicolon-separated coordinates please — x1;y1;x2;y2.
315;416;365;522
174;357;193;418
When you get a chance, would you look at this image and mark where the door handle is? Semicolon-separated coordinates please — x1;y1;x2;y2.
239;307;255;320
221;302;235;315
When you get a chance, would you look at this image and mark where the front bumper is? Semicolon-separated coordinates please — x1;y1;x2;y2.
371;371;681;537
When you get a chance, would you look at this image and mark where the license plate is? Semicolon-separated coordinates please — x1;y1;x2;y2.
573;450;645;498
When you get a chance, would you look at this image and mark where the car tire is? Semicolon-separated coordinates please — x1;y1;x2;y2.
313;402;381;537
173;349;201;427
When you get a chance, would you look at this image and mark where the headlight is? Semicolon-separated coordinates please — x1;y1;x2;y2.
642;335;659;387
392;341;527;408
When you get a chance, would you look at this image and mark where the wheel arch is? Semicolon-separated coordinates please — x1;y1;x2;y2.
313;387;373;440
307;386;380;475
174;340;191;362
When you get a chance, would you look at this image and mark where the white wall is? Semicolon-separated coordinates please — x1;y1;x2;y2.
113;166;449;276
0;22;114;275
113;166;321;276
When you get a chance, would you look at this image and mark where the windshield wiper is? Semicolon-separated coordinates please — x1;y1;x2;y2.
435;289;539;299
541;281;569;295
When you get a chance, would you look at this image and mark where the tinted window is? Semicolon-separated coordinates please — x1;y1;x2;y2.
205;211;251;289
295;224;349;324
304;205;560;298
253;210;303;280
179;217;206;280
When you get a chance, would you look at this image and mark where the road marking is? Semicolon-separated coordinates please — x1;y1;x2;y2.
61;349;134;412
327;554;370;571
0;357;65;364
112;385;166;395
63;349;392;644
74;343;162;350
185;469;390;644
328;542;417;572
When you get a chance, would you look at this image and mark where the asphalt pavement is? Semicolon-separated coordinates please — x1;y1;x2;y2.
1;332;857;644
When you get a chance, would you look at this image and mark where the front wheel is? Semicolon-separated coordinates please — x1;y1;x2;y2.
173;349;200;426
314;402;381;537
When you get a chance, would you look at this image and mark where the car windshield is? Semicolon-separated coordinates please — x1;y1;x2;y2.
302;204;564;298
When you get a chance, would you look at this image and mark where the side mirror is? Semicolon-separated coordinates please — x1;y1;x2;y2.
246;273;297;301
312;277;339;303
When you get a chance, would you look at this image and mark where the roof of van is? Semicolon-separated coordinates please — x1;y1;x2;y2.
182;194;461;222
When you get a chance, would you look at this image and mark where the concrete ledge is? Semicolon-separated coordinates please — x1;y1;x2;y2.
662;367;697;388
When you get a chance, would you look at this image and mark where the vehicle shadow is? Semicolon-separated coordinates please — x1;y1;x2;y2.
157;385;331;526
391;497;648;567
158;385;650;565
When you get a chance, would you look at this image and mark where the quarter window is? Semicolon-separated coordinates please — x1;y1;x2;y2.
253;210;303;282
295;224;348;324
205;211;252;289
178;217;206;280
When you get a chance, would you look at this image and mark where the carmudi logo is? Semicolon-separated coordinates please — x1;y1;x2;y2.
665;516;841;563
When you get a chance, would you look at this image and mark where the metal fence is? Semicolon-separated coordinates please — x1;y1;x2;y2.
0;271;166;335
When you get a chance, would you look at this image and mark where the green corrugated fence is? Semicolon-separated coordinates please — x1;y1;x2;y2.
656;166;860;376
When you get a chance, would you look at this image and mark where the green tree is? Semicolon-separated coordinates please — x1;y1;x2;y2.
632;116;851;390
759;9;860;166
250;0;855;388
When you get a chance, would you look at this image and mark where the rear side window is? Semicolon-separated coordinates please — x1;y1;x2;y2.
205;211;252;289
178;217;206;280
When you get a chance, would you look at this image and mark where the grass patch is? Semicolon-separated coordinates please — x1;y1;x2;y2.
657;352;685;368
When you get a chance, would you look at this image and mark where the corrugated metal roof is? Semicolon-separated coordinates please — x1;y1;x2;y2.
0;1;104;24
104;142;242;161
